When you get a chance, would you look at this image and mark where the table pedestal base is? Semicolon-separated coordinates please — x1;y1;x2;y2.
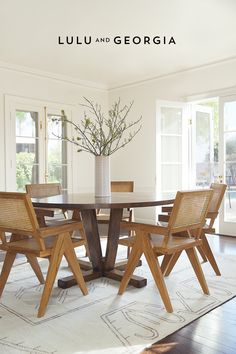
58;259;145;289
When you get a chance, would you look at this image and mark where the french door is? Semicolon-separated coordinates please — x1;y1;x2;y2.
156;101;189;199
191;104;214;188
5;96;72;192
219;95;236;236
156;101;215;194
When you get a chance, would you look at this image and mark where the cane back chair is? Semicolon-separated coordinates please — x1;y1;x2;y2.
0;192;88;317
26;183;89;257
118;189;213;313
97;181;134;222
25;183;67;225
158;183;227;276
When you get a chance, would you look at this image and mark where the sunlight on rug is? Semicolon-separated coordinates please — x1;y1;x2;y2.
0;247;236;354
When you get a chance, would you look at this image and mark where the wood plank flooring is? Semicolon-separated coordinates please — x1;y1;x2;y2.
141;234;236;354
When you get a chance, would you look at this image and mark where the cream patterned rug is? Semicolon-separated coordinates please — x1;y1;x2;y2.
0;246;236;354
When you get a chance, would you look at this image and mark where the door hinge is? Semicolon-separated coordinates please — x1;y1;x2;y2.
40;121;43;129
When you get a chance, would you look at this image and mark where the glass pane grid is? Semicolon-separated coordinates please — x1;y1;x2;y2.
47;114;68;189
16;111;39;191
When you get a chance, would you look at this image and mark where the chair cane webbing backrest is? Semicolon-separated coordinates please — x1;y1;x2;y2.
0;192;45;250
207;183;227;213
0;192;39;233
26;183;62;198
168;190;213;234
111;181;134;193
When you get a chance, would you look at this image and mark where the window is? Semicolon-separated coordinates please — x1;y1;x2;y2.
5;96;72;192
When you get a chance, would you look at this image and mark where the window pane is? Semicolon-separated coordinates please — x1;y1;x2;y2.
225;163;236;222
161;107;182;134
48;164;67;188
16;111;39;191
161;136;182;163
195;111;212;187
225;132;236;162
47;114;68;190
224;101;236;131
16;111;38;137
48;114;67;138
161;165;182;190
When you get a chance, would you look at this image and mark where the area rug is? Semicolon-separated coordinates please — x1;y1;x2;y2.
0;246;236;354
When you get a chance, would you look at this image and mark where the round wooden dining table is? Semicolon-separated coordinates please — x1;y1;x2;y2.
32;192;175;289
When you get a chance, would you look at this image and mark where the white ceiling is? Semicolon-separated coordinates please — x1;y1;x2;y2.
0;0;236;89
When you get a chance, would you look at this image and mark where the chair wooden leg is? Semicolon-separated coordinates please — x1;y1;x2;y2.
160;254;173;274
126;228;134;258
118;239;143;295
37;234;65;318
26;255;45;284
142;236;173;313
201;234;221;275
64;235;88;295
185;248;209;295
0;251;16;297
80;228;90;259
126;246;131;258
164;251;182;277
196;245;208;262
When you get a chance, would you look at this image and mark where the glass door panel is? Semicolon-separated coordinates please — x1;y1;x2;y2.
15;110;39;191
191;105;214;188
219;97;236;236
156;101;188;200
47;114;68;191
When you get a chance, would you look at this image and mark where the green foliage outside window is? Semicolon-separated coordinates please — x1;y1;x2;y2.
16;152;36;191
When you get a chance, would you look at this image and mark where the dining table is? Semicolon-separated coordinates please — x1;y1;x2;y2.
32;192;175;289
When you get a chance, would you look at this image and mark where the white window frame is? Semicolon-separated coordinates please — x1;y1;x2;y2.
4;95;74;192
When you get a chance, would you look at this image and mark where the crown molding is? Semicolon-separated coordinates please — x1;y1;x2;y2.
184;85;236;102
1;55;236;93
0;61;108;91
108;55;236;91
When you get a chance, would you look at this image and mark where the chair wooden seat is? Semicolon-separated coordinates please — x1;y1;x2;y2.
118;236;136;247
2;232;85;255
118;189;213;313
151;234;202;254
0;192;88;318
119;233;202;253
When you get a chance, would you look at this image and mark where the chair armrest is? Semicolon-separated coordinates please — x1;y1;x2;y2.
120;221;168;235
158;214;170;222
34;207;55;218
39;220;83;238
162;206;173;213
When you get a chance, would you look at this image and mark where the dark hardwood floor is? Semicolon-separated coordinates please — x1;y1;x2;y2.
141;234;236;354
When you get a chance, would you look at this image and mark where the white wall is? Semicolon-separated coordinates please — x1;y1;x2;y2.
108;59;236;221
1;59;236;222
0;67;108;192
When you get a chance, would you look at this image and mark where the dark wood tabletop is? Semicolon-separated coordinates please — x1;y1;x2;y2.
32;192;175;210
32;192;175;289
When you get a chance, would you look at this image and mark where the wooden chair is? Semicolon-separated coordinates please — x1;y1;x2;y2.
97;181;134;222
25;183;67;226
97;181;134;257
0;192;88;317
26;183;89;257
158;183;227;276
118;189;213;313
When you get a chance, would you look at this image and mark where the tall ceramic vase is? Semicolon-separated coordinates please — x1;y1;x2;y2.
95;155;111;197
